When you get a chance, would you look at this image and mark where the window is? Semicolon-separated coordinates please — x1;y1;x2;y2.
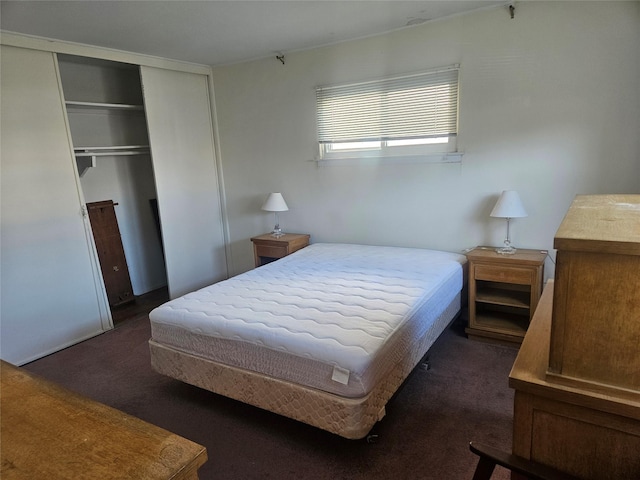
316;65;459;163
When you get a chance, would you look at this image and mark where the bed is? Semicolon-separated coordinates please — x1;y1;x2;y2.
149;243;467;439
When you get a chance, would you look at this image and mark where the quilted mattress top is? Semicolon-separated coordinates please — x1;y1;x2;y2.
150;243;465;393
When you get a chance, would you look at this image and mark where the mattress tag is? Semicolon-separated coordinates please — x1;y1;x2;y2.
331;366;350;385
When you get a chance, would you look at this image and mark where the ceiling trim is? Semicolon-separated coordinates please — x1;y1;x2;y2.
0;30;212;75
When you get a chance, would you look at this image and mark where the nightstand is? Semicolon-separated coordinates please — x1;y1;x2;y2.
465;247;546;345
250;233;310;267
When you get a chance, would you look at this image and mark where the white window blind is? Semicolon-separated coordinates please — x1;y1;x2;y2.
316;65;459;145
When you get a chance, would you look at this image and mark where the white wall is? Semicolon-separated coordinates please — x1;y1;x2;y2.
212;1;640;278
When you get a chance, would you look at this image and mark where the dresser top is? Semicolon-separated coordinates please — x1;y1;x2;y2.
554;194;640;256
0;360;207;479
466;247;547;266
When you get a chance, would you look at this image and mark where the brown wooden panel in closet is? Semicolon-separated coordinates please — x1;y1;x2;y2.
87;200;134;307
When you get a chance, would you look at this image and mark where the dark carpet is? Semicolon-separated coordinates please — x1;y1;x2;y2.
24;311;516;480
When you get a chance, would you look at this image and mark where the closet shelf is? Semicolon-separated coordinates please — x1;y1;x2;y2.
66;100;145;111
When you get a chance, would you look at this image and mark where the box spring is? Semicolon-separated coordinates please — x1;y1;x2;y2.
149;292;461;439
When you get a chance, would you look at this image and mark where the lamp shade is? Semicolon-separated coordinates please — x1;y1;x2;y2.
261;193;289;212
490;190;527;219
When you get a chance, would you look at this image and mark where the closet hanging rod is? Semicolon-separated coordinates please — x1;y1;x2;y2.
87;202;119;210
65;100;144;110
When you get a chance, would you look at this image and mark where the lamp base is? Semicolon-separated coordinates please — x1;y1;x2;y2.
497;219;516;255
271;225;284;238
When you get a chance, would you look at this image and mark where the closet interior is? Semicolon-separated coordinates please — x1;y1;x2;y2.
58;54;168;318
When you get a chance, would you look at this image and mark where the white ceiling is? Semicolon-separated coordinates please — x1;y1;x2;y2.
0;0;507;66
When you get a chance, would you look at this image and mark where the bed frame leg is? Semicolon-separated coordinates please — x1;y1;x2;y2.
420;354;430;371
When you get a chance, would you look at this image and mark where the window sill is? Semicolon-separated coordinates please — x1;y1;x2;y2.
316;152;463;167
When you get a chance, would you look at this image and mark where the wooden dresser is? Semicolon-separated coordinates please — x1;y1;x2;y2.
509;194;640;479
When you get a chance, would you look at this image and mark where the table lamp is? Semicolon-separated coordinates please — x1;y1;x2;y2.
262;192;289;237
490;190;527;255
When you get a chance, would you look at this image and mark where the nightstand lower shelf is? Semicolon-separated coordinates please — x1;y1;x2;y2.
465;311;529;343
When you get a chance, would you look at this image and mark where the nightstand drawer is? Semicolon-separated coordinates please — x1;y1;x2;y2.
255;245;288;259
474;264;533;285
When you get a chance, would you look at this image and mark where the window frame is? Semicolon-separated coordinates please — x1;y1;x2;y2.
315;65;462;165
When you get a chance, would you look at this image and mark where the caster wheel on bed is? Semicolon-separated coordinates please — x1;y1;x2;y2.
420;355;431;371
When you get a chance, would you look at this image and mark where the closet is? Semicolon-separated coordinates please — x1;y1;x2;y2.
58;54;167;303
1;33;228;365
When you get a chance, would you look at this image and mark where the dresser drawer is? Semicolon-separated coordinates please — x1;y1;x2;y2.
474;264;533;285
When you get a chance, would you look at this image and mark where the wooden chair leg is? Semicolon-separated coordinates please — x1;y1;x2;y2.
472;455;496;480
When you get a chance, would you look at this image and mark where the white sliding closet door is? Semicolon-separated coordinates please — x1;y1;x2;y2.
140;67;227;298
0;45;110;365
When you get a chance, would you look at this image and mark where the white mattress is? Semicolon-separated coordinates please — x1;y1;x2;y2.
149;243;466;398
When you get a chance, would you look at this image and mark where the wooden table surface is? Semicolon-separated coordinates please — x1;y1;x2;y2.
0;360;207;479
